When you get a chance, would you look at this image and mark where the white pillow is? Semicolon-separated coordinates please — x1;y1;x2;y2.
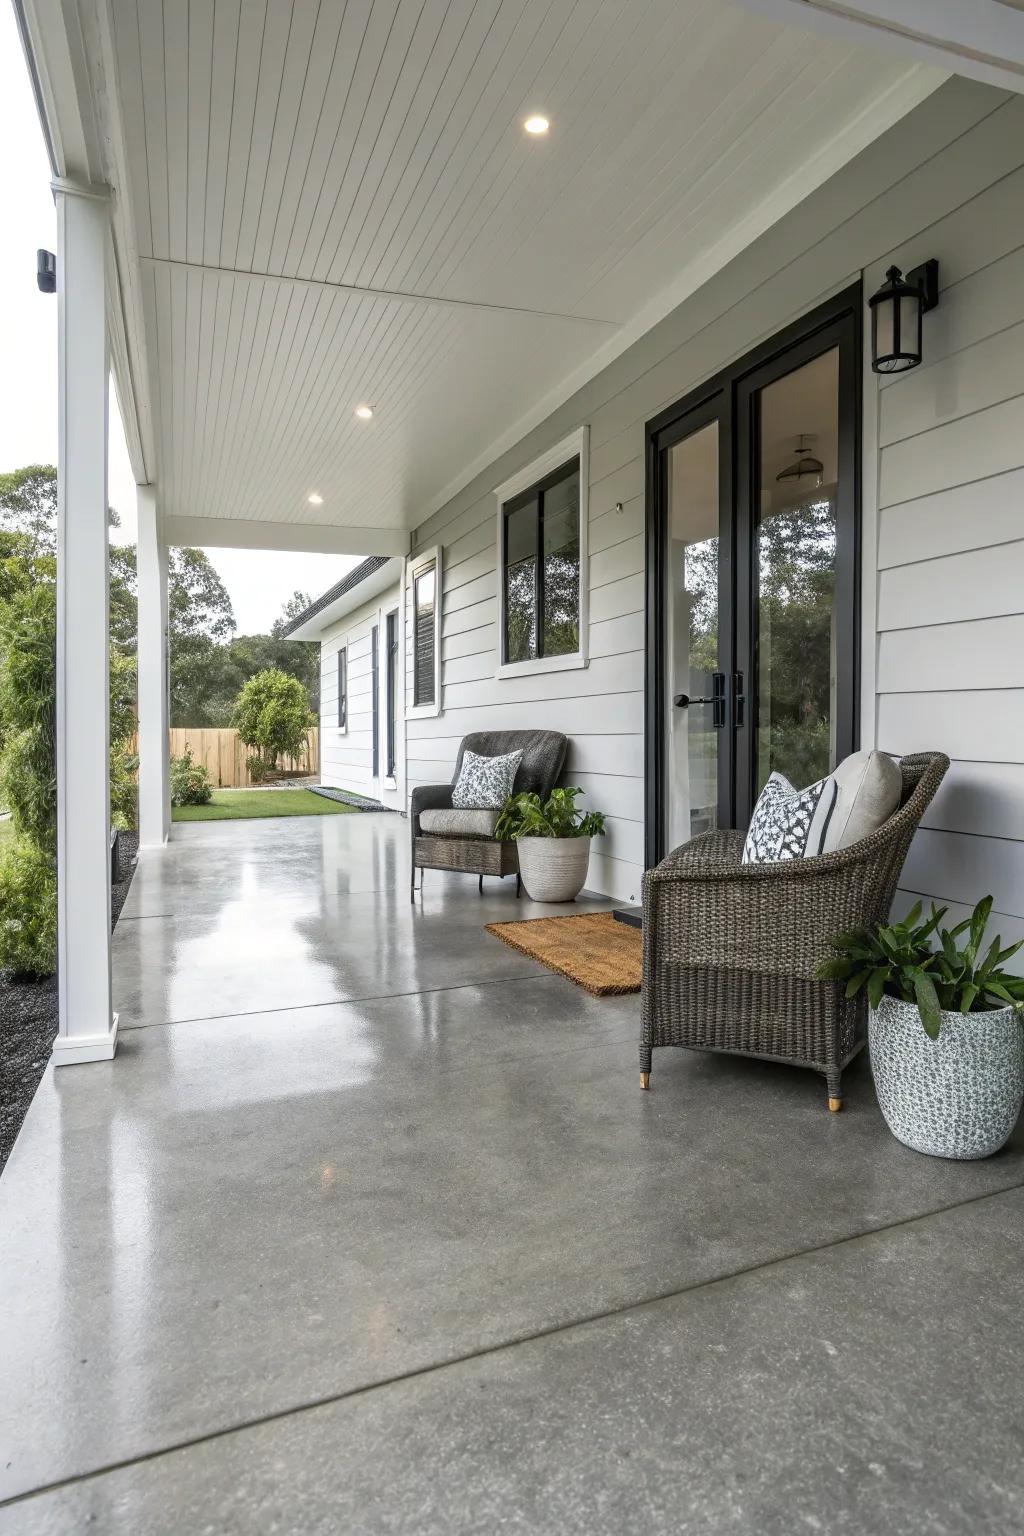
821;749;902;852
452;748;523;809
742;771;837;864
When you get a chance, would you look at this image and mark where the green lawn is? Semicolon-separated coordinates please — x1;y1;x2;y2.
173;789;360;823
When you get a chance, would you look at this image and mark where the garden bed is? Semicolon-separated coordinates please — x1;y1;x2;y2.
0;830;139;1174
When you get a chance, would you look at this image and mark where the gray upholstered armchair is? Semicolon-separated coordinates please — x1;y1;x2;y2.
410;730;568;901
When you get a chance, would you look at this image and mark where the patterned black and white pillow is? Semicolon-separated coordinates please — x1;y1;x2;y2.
741;771;838;865
452;748;524;809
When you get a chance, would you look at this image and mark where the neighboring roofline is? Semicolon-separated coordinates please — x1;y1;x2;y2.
283;555;402;640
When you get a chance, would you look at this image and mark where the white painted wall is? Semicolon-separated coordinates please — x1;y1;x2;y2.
406;78;1021;906
318;582;404;810
866;165;1024;963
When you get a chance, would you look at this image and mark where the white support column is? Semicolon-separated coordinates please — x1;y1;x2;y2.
52;178;117;1067
137;485;170;847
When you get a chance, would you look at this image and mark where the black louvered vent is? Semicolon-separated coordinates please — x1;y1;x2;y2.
413;562;436;707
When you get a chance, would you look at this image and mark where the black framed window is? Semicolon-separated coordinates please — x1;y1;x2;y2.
502;459;580;664
385;610;398;778
336;647;347;730
370;624;379;777
412;560;437;706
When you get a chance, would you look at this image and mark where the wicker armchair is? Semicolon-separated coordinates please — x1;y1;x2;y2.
410;730;568;901
640;752;949;1111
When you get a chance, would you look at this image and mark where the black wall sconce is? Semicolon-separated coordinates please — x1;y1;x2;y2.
868;258;939;374
37;249;56;294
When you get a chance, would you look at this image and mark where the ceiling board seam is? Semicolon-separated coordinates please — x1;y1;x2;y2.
265;3;347;268
364;0;530;293
421;0;681;302
351;0;500;290
243;0;297;272
299;0;405;278
281;1;375;277
216;286;375;523
227;0;269;270
219;281;317;522
321;0;445;283
138;254;620;326
386;0;571;295
235;292;418;523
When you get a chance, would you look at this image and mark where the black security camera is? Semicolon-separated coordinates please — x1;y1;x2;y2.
37;249;56;294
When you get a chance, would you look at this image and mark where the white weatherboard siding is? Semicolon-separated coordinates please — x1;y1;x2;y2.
406;78;1024;911
319;584;403;809
868;154;1024;968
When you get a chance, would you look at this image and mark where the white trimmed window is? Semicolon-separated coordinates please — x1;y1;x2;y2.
494;426;589;679
406;547;442;718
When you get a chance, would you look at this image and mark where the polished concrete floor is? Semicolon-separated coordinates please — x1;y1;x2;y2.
1;814;1023;1532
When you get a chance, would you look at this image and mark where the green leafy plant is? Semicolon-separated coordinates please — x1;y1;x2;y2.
231;668;312;776
495;786;606;841
818;897;1024;1039
170;746;213;807
0;837;58;978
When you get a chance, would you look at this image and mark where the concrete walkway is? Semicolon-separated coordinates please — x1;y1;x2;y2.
1;814;1023;1533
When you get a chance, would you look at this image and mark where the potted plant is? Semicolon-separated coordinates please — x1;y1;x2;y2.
495;787;606;902
820;898;1024;1159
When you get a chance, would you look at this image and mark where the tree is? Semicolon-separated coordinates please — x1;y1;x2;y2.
232;668;312;775
271;590;313;636
0;466;58;560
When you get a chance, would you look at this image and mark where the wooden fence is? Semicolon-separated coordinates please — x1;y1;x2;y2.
162;727;320;788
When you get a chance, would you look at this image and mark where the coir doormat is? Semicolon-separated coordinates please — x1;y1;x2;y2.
485;911;642;996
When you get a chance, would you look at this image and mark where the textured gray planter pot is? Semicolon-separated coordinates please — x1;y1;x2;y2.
516;837;592;902
869;994;1024;1160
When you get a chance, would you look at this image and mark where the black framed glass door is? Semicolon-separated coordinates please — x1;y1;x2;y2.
646;285;860;866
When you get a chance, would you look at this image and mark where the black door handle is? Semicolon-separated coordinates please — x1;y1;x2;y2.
675;674;726;728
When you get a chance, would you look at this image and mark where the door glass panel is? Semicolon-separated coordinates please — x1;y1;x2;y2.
666;421;720;849
755;347;839;792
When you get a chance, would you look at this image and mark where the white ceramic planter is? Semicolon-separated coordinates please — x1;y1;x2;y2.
516;836;592;902
869;993;1024;1160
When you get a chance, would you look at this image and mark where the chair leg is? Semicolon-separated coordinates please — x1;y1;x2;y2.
827;1070;842;1113
516;874;522;898
640;1044;652;1090
478;874;484;895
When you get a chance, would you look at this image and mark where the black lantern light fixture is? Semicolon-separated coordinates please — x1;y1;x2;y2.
868;258;939;374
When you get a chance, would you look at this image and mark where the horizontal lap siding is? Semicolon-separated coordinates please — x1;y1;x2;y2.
405;81;1019;903
318;585;401;801
871;139;1024;965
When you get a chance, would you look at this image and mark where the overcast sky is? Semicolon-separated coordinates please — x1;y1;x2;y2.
0;4;355;635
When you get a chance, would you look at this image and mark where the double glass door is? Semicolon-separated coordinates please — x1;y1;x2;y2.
649;290;859;865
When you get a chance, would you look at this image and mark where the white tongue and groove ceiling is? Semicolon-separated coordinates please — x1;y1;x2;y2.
106;0;941;544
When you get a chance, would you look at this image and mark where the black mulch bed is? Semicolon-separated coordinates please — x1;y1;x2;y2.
0;829;139;1175
310;786;397;812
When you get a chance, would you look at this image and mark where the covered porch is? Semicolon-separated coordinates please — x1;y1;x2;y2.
3;810;1024;1529
5;0;1024;1527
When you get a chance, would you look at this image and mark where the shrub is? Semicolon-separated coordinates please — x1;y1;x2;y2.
0;583;57;851
0;836;58;977
232;668;311;774
170;745;212;806
246;754;271;784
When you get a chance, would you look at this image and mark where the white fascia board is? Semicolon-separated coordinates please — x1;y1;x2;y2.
163;516;410;558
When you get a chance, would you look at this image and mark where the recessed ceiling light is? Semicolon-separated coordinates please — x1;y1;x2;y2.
355;403;374;420
523;114;549;136
307;492;323;506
